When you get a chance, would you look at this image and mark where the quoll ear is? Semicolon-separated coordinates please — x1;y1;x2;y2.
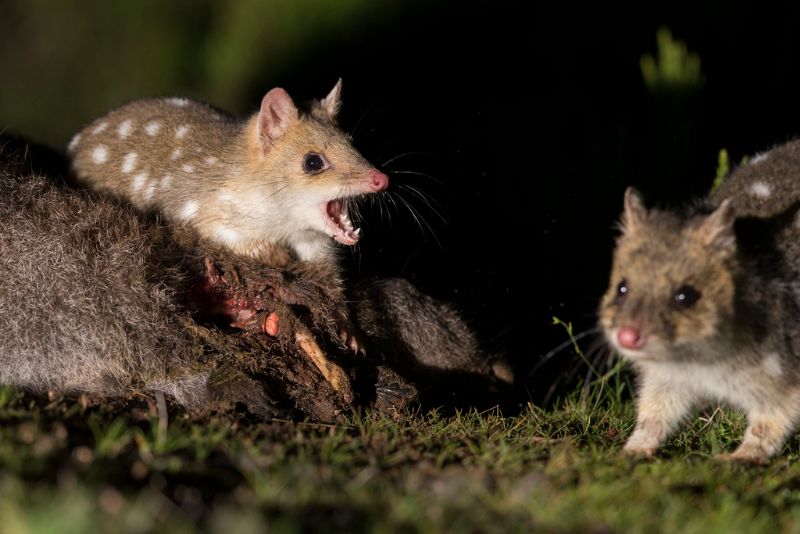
622;187;647;232
698;199;736;250
319;78;343;118
257;88;299;150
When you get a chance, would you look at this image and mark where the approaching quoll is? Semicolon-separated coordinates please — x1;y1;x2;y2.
601;140;800;461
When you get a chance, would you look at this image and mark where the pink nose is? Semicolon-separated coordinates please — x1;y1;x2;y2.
369;170;389;192
617;326;645;350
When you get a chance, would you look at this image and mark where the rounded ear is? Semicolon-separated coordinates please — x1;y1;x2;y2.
319;78;343;118
622;187;647;232
699;199;736;250
257;88;299;149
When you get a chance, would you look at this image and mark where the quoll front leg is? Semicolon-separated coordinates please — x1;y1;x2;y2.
335;308;365;356
624;378;693;457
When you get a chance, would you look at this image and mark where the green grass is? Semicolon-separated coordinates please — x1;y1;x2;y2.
3;319;799;534
4;378;800;533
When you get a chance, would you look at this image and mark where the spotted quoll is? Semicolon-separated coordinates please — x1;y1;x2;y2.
600;140;800;461
69;80;389;264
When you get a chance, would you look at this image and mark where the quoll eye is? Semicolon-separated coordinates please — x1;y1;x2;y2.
616;280;628;299
672;285;701;309
303;152;326;174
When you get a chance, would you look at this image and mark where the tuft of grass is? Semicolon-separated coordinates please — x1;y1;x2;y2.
711;148;730;192
88;416;132;459
641;26;705;94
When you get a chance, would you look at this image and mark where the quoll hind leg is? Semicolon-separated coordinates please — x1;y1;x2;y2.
719;402;800;462
624;378;693;457
273;261;366;356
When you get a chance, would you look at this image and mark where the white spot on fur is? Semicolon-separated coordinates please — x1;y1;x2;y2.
121;152;138;174
214;225;240;245
145;121;161;136
67;134;81;153
166;97;189;107
218;191;233;202
205;156;218;165
160;174;173;189
131;172;148;193
117;119;133;139
175;125;190;139
91;121;108;135
751;152;768;165
170;148;182;161
763;353;783;378
144;183;156;202
181;200;199;220
182;163;195;173
91;145;108;164
749;181;772;198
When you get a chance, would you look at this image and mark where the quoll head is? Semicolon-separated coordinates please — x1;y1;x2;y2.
599;188;739;361
253;79;389;246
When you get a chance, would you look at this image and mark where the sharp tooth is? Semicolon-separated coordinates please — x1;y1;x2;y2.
354;228;361;236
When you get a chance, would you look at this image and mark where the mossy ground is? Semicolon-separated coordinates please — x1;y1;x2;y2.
3;369;800;534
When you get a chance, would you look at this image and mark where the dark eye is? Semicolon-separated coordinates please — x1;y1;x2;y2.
672;285;701;309
303;152;326;174
615;280;628;301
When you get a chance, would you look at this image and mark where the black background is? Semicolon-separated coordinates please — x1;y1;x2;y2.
9;0;800;400
265;0;800;398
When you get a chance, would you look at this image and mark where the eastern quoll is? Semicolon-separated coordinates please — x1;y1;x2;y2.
0;137;511;419
69;80;388;353
600;140;800;461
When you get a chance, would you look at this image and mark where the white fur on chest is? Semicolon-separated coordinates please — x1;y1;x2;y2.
637;353;787;412
199;188;336;262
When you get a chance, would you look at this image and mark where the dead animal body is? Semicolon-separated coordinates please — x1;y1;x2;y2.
0;137;511;421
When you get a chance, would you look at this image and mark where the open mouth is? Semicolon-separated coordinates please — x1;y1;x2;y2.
324;199;361;245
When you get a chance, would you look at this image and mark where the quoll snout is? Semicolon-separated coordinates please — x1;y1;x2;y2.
369;170;389;192
617;325;646;350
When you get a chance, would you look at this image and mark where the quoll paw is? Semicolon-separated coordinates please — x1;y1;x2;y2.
621;443;657;458
339;327;365;356
716;444;770;464
621;429;661;458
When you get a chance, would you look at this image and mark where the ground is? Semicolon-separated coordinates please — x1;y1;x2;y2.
2;369;800;534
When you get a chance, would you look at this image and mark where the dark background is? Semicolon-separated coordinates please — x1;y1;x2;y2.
3;0;800;400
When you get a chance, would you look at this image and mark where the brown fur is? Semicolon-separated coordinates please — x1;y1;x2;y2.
711;139;800;217
1;136;508;420
67;84;385;264
352;278;513;384
0;136;353;420
68;83;389;356
600;140;800;460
